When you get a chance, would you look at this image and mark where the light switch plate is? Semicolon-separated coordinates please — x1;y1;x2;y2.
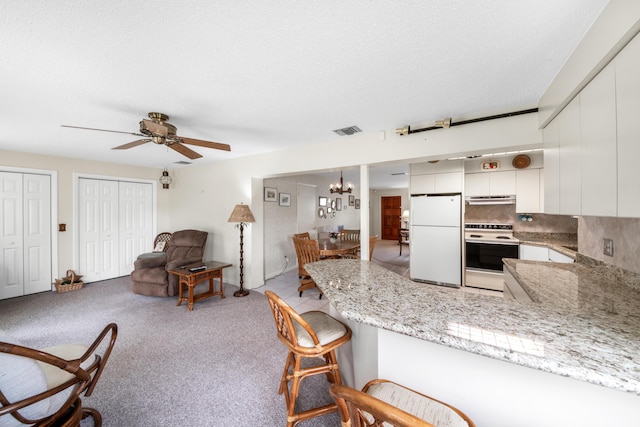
603;238;614;257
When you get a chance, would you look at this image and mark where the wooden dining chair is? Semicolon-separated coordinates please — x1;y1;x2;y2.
330;379;476;427
265;291;352;427
341;229;360;241
292;237;322;298
0;323;118;427
368;234;378;261
293;232;310;240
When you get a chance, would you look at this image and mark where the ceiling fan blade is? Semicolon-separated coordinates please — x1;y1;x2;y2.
61;125;144;137
141;119;169;137
178;136;231;152
112;139;150;150
168;142;203;159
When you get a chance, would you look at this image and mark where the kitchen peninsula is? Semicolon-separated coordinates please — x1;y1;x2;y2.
305;259;640;427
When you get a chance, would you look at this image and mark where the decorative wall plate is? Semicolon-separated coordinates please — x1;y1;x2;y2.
512;154;531;169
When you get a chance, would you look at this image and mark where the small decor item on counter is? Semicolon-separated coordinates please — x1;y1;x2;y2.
519;214;533;222
54;270;84;292
512;154;531;169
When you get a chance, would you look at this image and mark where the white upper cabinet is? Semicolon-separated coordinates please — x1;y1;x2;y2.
615;33;640;218
410;160;463;194
580;64;617;217
556;96;582;216
516;169;541;213
465;171;515;196
543;118;560;214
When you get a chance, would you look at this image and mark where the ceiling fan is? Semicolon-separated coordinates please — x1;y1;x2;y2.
62;112;231;159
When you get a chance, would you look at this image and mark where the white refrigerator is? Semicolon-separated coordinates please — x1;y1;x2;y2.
410;193;462;288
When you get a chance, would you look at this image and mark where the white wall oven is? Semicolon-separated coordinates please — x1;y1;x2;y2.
464;223;519;291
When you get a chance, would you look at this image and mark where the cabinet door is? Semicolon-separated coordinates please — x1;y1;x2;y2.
548;249;574;263
410;174;435;194
557;96;582;215
616;33;640;217
543;118;560;214
516;169;540;213
464;173;489;196
519;244;548;261
489;171;516;195
580;64;617;217
434;172;462;193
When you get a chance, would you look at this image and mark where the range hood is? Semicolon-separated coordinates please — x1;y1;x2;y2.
465;195;516;205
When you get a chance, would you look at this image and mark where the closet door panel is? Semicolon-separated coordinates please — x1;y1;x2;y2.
23;174;51;294
0;172;24;299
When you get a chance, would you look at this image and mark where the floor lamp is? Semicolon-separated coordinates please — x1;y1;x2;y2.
227;203;255;297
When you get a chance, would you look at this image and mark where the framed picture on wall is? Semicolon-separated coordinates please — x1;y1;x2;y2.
264;187;277;202
349;195;355;206
279;192;291;207
355;199;360;209
318;196;327;207
336;197;342;211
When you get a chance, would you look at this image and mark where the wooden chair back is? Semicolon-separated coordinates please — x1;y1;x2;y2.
154;232;173;251
292;237;320;277
342;229;360;241
0;323;118;426
265;290;348;356
330;379;475;427
293;232;310;240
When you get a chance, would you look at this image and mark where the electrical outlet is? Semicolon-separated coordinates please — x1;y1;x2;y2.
603;238;614;257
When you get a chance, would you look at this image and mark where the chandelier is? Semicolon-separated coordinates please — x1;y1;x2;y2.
329;171;353;194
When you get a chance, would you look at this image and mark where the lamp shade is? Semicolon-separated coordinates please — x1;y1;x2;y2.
228;204;256;223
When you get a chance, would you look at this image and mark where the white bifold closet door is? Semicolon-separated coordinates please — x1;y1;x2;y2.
78;178;152;283
0;172;52;299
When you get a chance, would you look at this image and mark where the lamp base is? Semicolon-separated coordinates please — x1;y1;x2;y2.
233;289;249;297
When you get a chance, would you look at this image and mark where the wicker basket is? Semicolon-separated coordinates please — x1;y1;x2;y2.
54;270;84;293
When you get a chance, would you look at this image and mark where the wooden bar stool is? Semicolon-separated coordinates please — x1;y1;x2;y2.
265;291;352;427
330;379;476;427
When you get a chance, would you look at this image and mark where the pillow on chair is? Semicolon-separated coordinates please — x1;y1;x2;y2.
0;333;83;427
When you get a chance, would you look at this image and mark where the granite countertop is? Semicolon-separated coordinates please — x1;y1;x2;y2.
514;232;578;259
305;259;640;395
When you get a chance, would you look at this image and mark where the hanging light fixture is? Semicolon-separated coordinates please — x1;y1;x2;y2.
159;168;173;189
329;171;353;194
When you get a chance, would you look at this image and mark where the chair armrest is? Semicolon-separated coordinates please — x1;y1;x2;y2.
134;253;167;269
165;257;203;271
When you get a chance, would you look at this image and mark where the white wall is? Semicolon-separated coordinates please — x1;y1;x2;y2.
168;113;541;290
0;149;170;279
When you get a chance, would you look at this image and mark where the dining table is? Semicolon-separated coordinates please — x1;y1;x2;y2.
317;238;360;258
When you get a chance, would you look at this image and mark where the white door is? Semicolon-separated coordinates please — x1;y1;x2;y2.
0;172;52;299
297;183;318;238
79;178;119;282
119;181;153;275
0;172;24;299
23;173;52;294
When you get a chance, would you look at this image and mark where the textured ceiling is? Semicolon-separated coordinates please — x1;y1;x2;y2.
1;1;608;180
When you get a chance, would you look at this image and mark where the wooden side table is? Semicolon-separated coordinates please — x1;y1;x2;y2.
168;261;232;311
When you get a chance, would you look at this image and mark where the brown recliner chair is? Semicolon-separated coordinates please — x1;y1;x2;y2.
131;229;208;297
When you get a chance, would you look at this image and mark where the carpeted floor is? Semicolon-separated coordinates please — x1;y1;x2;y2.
0;277;341;426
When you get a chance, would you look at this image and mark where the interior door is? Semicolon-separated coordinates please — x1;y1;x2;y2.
0;172;24;299
297;183;318;238
119;181;153;275
79;178;119;282
381;196;401;240
22;173;52;294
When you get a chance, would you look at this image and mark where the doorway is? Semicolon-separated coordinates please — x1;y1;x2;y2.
381;196;401;240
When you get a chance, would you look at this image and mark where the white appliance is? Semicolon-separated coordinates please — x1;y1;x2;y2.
410;193;462;288
464;223;519;291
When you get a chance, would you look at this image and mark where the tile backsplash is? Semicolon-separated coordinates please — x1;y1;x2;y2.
579;216;640;275
464;204;578;233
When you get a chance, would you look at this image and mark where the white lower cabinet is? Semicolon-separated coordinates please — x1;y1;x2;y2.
520;244;574;263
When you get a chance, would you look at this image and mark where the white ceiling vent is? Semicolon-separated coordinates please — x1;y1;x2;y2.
333;126;362;136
